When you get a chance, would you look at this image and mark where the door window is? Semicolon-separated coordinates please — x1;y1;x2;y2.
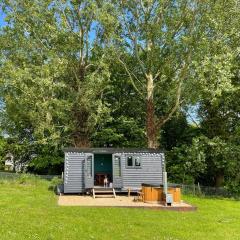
86;156;92;177
114;155;121;177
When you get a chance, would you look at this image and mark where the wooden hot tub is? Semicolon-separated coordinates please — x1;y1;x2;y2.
142;184;181;203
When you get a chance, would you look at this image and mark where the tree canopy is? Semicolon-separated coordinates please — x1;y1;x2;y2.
0;0;240;188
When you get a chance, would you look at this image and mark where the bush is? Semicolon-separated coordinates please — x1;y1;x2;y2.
49;176;63;191
167;138;206;184
225;181;240;196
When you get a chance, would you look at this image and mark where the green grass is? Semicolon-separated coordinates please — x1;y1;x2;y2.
0;177;240;240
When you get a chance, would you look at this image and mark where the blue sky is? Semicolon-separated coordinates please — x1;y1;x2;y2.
0;9;6;27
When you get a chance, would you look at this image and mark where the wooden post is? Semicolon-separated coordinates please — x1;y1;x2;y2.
197;182;201;195
128;188;131;197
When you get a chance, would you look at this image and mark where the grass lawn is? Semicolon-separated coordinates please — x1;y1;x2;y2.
0;177;240;240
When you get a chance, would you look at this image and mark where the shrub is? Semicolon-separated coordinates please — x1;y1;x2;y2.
49;176;63;191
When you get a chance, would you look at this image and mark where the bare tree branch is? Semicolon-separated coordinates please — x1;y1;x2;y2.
155;0;171;25
184;109;200;128
15;15;50;51
133;38;148;77
118;57;145;98
157;81;183;128
153;70;161;81
139;0;146;14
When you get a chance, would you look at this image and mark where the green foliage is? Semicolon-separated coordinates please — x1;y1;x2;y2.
50;176;63;186
161;113;200;150
195;62;240;187
28;144;63;174
92;116;146;147
0;0;112;148
3;138;32;172
101;0;240;147
0;0;240;188
225;181;240;196
199;136;240;187
168;135;240;188
167;137;206;184
0;137;7;170
49;176;63;191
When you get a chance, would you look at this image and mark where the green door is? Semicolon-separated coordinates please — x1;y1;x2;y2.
94;154;113;185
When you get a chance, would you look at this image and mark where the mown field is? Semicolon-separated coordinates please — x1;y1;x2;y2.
0;177;240;240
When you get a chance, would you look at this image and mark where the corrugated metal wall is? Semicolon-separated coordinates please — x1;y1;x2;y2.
64;151;164;193
120;153;164;190
64;152;85;193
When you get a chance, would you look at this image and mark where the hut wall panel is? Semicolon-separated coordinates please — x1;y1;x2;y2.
64;150;165;193
64;152;85;193
121;153;164;190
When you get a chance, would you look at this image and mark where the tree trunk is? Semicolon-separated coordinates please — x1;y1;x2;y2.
146;73;158;149
146;99;158;148
71;63;92;148
215;172;224;187
72;107;91;148
73;134;91;148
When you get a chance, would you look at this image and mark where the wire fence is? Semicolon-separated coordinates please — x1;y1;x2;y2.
0;171;61;181
172;183;238;199
0;171;239;199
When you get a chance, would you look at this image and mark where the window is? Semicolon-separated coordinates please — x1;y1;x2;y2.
127;156;133;167
135;157;141;167
114;155;121;177
86;156;92;177
126;155;142;168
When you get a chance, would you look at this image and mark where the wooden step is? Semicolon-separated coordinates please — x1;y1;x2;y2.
95;194;116;198
94;190;114;193
94;187;113;191
91;188;116;198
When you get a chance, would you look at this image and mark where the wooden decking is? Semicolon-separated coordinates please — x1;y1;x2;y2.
58;195;197;211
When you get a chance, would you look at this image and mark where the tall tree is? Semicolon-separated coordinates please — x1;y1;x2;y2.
92;58;146;147
197;59;240;186
111;0;239;148
0;0;111;147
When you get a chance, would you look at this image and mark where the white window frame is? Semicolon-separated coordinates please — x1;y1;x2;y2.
126;155;142;169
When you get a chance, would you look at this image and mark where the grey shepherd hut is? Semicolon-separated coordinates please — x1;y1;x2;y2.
63;148;165;194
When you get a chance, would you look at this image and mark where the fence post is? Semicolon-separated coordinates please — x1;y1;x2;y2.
197;182;201;195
